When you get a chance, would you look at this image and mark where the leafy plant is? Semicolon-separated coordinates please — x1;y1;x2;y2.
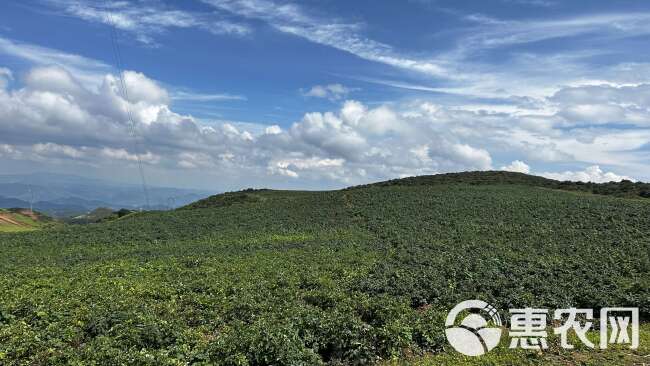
1;172;648;364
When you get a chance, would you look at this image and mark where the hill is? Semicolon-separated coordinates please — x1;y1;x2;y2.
0;208;53;232
0;196;31;208
352;170;650;199
0;172;648;364
65;207;138;224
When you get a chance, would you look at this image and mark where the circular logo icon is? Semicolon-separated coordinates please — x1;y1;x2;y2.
445;300;503;356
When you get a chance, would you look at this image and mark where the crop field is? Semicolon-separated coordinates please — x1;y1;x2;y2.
0;175;649;365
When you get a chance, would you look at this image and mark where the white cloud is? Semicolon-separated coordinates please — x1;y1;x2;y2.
100;147;160;164
502;0;556;7
458;13;650;53
0;144;20;160
541;165;634;183
267;157;345;178
0;36;111;87
447;144;493;170
171;91;246;102
0;64;503;186
176;151;218;169
0;35;246;108
420;13;650;102
264;125;282;135
499;160;638;183
0;67;12;89
40;2;650;105
289;109;368;159
552;83;650;106
501;160;531;173
44;0;251;45
202;0;450;77
33;142;85;159
2;60;649;187
303;85;328;99
551;83;650;127
24;65;84;95
118;71;169;105
303;84;355;101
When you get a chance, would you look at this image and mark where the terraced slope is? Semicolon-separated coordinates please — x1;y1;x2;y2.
0;173;648;364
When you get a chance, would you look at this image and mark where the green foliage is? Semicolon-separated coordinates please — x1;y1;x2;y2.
0;208;53;232
0;173;649;364
354;170;650;200
181;189;272;210
389;323;650;365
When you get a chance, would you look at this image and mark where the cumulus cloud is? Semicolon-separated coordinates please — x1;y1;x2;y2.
541;165;634;183
119;71;170;105
268;157;345;178
446;144;493;170
24;65;85;95
500;160;531;173
0;65;501;185
552;83;650;106
2;62;650;187
551;83;650;126
499;160;636;183
264;125;282;135
302;84;355;101
33;142;85;159
100;147;160;164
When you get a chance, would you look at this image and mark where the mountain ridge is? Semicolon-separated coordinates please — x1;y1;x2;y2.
0;172;212;216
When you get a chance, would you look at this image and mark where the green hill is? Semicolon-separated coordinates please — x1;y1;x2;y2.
354;170;650;199
0;208;53;233
0;172;648;364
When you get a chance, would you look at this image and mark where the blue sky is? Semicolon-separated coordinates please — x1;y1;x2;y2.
1;0;650;190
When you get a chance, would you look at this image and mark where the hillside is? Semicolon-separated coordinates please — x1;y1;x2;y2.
352;170;650;199
0;172;648;364
64;207;137;224
0;208;53;233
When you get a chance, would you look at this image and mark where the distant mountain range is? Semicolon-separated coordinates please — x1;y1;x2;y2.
0;173;213;217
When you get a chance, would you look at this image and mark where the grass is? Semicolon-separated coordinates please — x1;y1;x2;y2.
0;226;35;233
0;173;648;364
0;209;43;233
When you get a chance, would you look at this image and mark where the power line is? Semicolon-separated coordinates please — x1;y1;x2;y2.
104;14;184;245
106;12;151;210
28;186;34;213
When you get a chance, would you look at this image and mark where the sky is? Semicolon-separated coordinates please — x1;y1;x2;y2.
1;0;650;191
